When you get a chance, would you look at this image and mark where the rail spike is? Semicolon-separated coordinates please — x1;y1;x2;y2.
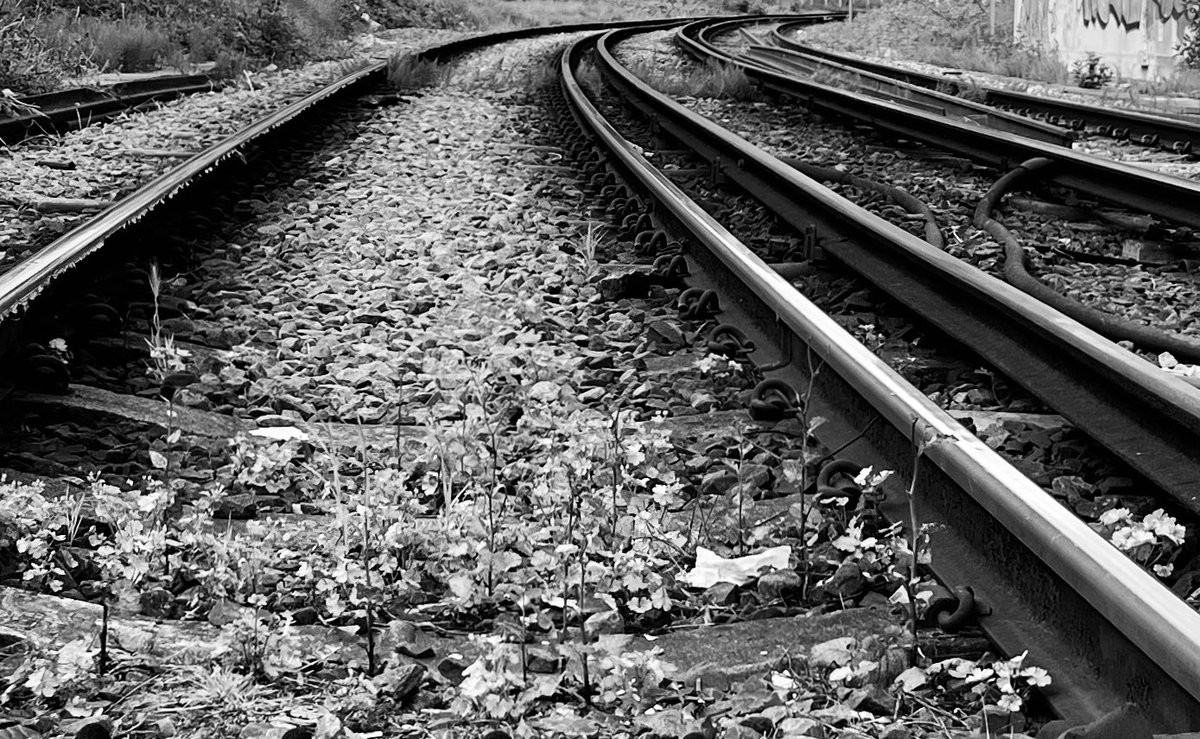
706;323;755;358
748;378;801;422
676;287;720;321
815;458;864;507
926;585;988;633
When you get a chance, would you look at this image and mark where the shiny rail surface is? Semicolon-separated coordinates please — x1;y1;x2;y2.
0;74;217;145
575;20;1200;729
739;43;1072;146
674;19;1200;231
771;24;1200;154
611;21;1200;517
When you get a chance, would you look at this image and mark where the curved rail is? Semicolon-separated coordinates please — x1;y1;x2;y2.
605;21;1200;515
0;18;701;324
1;74;217;145
676;18;1200;230
571;24;1200;729
772;23;1200;154
694;16;1070;146
740;43;1072;145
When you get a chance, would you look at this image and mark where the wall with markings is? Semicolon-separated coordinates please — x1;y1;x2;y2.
1014;0;1189;78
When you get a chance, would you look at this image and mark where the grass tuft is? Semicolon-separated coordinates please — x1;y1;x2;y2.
387;52;450;89
623;53;763;100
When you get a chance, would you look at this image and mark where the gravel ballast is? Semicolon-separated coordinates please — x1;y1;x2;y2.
0;29;457;278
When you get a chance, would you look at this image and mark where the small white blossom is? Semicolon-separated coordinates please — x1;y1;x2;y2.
1098;507;1131;526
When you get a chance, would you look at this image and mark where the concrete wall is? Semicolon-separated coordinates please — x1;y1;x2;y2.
1014;0;1190;79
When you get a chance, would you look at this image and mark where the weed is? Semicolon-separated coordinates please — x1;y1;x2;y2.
387;51;449;89
1071;51;1113;89
623;54;763;101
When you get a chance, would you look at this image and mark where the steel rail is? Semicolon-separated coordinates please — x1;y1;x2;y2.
0;18;706;324
602;23;1200;514
673;18;1200;230
771;24;1200;153
573;26;1200;730
738;44;1072;145
1;74;217;145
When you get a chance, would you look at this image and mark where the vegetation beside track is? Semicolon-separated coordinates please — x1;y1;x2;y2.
788;0;1070;84
0;0;815;95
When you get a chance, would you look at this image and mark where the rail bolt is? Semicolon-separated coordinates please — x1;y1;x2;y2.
1174;140;1193;155
1139;133;1159;147
677;287;720;321
815;459;864;507
605;196;629;217
638;231;673;257
748;378;801;422
926;585;977;633
651;253;688;278
623;212;652;234
706;324;756;358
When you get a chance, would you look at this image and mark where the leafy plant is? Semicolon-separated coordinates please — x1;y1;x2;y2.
1091;506;1185;578
1071;52;1113;89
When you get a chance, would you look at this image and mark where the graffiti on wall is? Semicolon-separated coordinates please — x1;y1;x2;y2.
1019;0;1055;43
1080;0;1188;28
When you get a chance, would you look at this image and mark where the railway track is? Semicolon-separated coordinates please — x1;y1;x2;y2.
770;21;1200;156
574;18;1200;731
0;74;217;145
1;12;1199;737
676;18;1200;230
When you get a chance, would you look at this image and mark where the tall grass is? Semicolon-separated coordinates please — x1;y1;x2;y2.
36;13;177;73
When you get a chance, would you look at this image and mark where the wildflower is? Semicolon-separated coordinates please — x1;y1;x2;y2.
1020;666;1052;687
1143;509;1185;544
964;666;994;684
1111;526;1155;551
1153;563;1174;578
1098;507;1131;526
997;692;1023;712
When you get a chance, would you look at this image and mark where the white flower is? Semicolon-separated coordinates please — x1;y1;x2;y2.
1111;526;1154;551
997;692;1023;712
1143;509;1185;544
1020;666;1052;687
1153;563;1175;578
964;667;994;684
49;337;69;353
1098;507;1131;526
852;466;874;486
